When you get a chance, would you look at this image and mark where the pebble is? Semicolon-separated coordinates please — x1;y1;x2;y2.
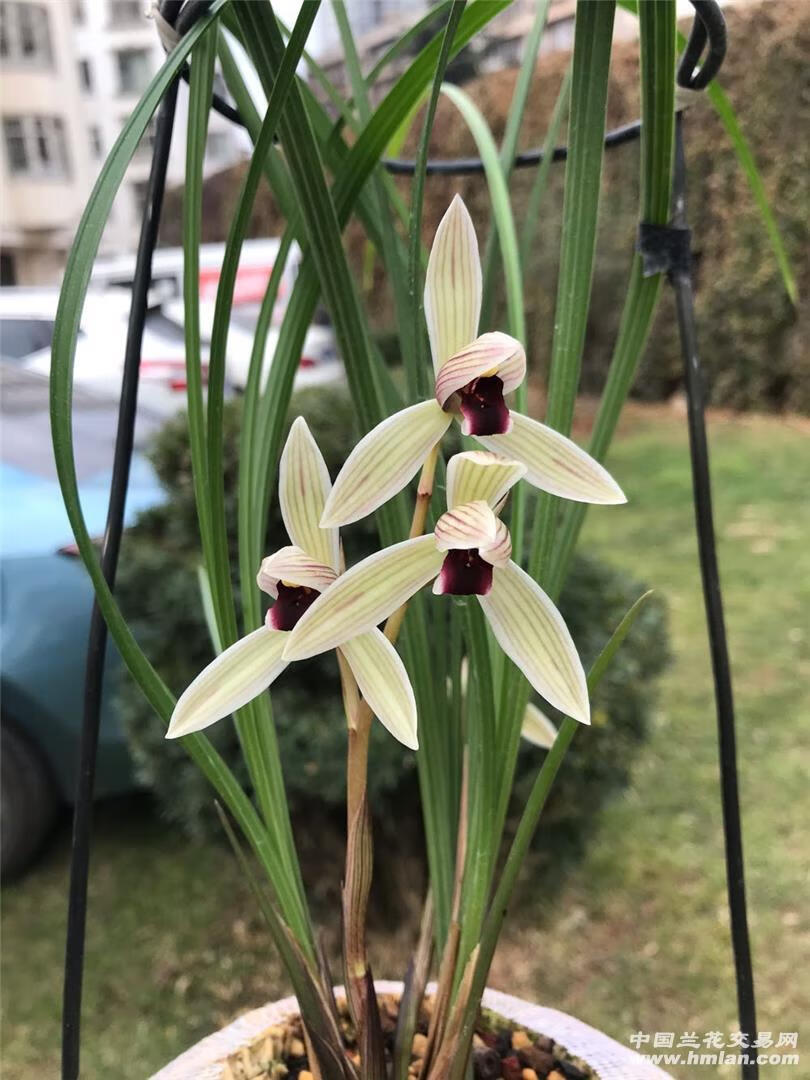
546;1072;566;1080
298;1074;314;1080
512;1031;532;1051
288;1037;305;1057
472;1047;501;1079
501;1055;524;1080
412;1032;428;1057
517;1045;555;1073
522;1071;539;1080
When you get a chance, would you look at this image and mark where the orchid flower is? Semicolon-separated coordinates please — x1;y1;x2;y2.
319;195;625;529
165;418;418;749
283;451;591;725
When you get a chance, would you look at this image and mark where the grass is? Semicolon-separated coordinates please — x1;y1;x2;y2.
2;407;809;1078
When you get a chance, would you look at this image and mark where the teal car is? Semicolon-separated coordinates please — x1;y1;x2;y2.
0;363;164;876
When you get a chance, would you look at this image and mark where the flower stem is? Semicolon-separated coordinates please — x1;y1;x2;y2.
341;443;441;1048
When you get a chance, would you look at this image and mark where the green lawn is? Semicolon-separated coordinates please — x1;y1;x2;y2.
2;409;808;1078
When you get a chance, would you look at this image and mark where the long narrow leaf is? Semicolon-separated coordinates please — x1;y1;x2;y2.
448;592;654;1080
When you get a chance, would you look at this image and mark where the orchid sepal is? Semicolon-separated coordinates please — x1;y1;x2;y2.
319;400;451;529
165;626;288;739
478;559;590;724
477;411;626;505
283;535;445;661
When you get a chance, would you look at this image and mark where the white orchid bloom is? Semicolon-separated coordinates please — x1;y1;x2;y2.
166;418;418;749
319;195;625;529
284;451;591;725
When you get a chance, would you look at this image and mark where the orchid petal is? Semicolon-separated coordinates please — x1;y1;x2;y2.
424;194;482;373
478;518;511;567
320;400;451;528
434;499;498;551
256;545;337;599
521;702;559;749
479;560;590;724
434;331;526;408
341;629;418;750
279;416;340;572
446;450;526;510
283;535;444;661
166;627;288;739
477;412;626;504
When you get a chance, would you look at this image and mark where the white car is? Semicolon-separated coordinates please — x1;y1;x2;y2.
0;287;200;421
163;297;343;393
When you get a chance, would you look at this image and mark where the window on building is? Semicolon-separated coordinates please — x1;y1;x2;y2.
131;116;156;160
115;47;151;95
131;179;149;216
78;57;93;92
0;2;53;67
88;124;103;157
109;0;143;25
3;115;70;178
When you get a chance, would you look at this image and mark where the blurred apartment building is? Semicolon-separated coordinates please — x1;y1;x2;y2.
1;0;246;285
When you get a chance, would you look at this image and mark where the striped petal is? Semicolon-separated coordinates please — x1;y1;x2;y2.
283;535;444;661
341;629;418;750
477;412;626;504
479;518;511;567
521;702;559;749
424;194;482;373
434;500;498;551
279;416;340;572
320;400;451;528
256;545;337;599
166;626;288;739
434;332;526;408
446;450;526;510
478;560;590;724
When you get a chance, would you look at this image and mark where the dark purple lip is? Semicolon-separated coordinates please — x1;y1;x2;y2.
457;374;510;436
268;581;320;631
434;548;493;597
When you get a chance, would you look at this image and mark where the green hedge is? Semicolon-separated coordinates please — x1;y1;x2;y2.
116;388;669;866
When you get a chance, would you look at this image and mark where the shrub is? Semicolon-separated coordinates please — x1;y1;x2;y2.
116;388;669;864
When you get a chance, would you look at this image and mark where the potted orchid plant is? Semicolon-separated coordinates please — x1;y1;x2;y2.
49;0;757;1076
157;195;653;1080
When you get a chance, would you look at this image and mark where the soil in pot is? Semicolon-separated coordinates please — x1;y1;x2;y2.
222;993;596;1080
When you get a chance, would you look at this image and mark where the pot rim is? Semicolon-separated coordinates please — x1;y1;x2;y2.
150;979;673;1080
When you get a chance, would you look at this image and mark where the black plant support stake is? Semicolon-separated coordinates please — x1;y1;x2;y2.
669;112;759;1078
61;75;180;1080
